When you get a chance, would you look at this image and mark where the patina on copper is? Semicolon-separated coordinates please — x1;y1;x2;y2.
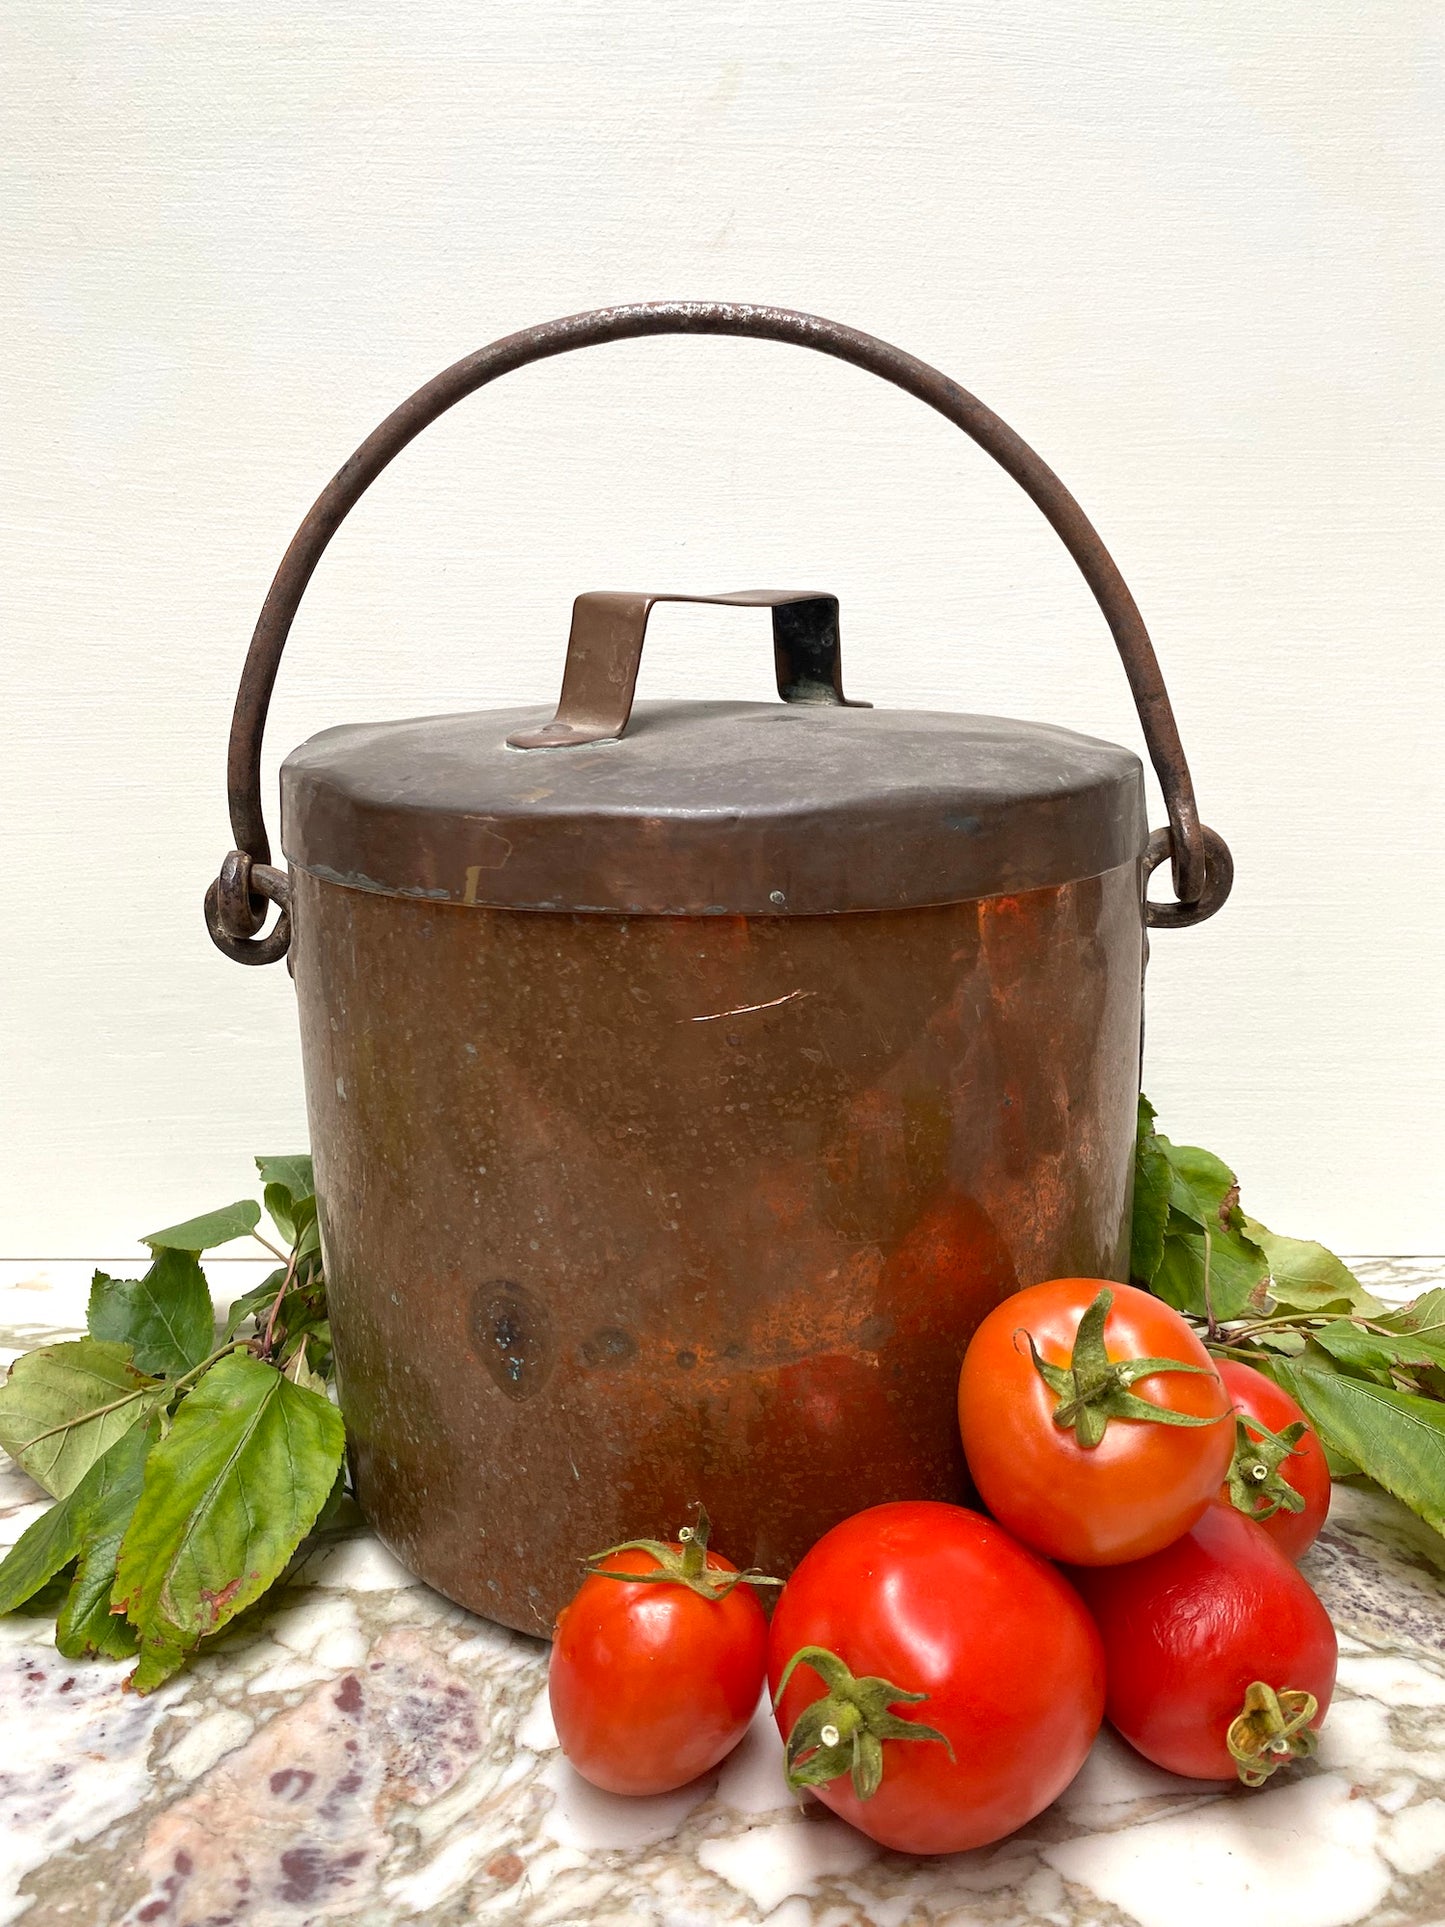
292;862;1144;1634
281;690;1145;917
203;302;1233;1633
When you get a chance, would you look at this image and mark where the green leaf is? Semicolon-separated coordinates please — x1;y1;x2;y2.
1130;1096;1171;1285
54;1421;155;1659
113;1352;345;1691
254;1156;315;1208
142;1200;261;1253
87;1249;214;1377
1163;1142;1241;1231
0;1340;163;1498
1374;1292;1445;1367
0;1420;157;1618
1271;1361;1445;1537
1306;1326;1392;1382
263;1183;316;1251
276;1283;327;1340
220;1269;288;1344
1246;1353;1364;1476
312;1471;361;1538
58;1558;139;1660
1322;1441;1364;1480
283;1336;329;1397
1311;1321;1442;1382
1254;1328;1308;1356
1242;1220;1383;1318
1152;1208;1269;1325
296;1319;332;1379
0;1488;85;1613
1381;1288;1445;1333
1141;1132;1269;1324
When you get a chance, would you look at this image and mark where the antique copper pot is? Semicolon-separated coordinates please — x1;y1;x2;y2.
206;304;1231;1635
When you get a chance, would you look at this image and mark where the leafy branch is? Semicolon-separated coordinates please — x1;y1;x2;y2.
0;1155;345;1689
1132;1098;1445;1539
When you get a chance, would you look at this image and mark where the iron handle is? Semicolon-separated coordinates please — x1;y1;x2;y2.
505;588;869;750
208;301;1232;961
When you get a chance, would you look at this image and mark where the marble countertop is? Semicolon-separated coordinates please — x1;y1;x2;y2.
2;1259;1444;1927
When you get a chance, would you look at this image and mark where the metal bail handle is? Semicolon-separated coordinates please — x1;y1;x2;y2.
207;300;1232;962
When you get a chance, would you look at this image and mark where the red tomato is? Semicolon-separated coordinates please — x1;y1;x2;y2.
768;1501;1104;1854
1072;1502;1337;1783
550;1533;768;1795
1216;1359;1331;1562
958;1279;1234;1564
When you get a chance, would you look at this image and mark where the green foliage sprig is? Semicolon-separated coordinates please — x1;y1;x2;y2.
0;1157;345;1690
1133;1098;1445;1540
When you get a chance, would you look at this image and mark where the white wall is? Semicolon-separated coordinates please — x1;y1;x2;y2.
3;1;1442;1258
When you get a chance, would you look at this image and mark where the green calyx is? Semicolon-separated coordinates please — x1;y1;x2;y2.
772;1644;954;1801
1225;1416;1309;1523
1226;1680;1319;1787
582;1504;782;1603
1025;1286;1228;1449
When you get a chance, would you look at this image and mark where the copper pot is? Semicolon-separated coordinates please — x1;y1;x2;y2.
206;304;1231;1634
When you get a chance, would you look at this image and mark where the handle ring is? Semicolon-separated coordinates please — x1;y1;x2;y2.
205;854;291;965
1144;825;1234;929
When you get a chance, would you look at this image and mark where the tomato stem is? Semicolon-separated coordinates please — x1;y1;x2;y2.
1226;1680;1319;1786
772;1643;954;1801
1024;1287;1229;1449
1224;1414;1309;1523
582;1503;783;1602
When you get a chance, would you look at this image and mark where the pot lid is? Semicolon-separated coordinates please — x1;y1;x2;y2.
281;696;1145;917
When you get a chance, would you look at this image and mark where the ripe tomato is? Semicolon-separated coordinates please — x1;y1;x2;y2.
1072;1501;1337;1783
1216;1358;1331;1561
768;1501;1104;1854
958;1278;1233;1564
549;1513;770;1795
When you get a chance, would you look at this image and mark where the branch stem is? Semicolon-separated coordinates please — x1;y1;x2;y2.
261;1246;301;1358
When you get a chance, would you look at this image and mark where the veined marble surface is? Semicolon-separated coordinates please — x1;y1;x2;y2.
2;1258;1443;1927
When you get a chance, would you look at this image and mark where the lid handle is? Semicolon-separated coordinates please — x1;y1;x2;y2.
505;589;869;750
206;301;1232;964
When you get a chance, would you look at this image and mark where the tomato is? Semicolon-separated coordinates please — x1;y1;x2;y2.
768;1501;1104;1854
1072;1501;1337;1783
958;1278;1234;1564
549;1513;770;1795
1216;1358;1331;1561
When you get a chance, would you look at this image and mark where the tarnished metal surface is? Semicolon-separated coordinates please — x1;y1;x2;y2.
292;861;1145;1635
204;852;291;965
281;699;1146;917
206;301;1232;960
1144;823;1234;928
505;589;865;750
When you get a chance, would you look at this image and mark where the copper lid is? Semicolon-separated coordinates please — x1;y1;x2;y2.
281;697;1145;918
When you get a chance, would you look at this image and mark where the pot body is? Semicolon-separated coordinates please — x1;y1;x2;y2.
291;862;1144;1635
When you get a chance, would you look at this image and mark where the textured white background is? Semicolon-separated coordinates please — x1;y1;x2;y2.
2;2;1442;1257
